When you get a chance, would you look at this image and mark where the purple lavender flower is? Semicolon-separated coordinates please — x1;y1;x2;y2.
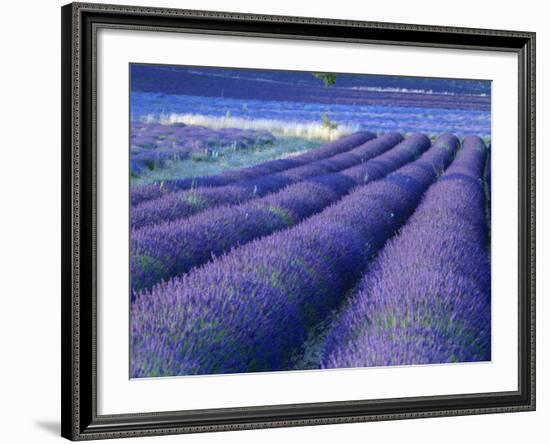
130;134;458;377
130;133;396;229
130;123;279;177
321;135;490;369
130;131;375;206
130;133;428;294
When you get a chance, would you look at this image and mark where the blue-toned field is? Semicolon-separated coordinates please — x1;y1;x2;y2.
129;64;491;377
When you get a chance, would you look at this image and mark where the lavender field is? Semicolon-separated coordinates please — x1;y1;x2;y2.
129;65;491;377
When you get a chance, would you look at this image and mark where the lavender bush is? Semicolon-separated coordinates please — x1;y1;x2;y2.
130;133;428;294
321;135;490;369
130;134;459;377
130;131;375;206
131;133;396;229
485;144;491;235
130;122;276;175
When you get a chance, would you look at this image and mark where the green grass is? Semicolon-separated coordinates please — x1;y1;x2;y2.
131;136;323;187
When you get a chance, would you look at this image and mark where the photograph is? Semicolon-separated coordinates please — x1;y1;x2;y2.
129;64;492;378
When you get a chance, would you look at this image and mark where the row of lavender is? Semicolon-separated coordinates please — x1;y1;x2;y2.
322;136;490;368
130;133;430;294
131;133;482;377
130;131;375;206
131;131;389;229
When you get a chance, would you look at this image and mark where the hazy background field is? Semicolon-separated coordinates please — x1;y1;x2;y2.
130;65;490;185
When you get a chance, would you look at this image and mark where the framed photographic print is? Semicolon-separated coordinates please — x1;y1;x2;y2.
61;2;536;440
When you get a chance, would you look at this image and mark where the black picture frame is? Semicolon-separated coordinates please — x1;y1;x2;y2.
61;2;536;440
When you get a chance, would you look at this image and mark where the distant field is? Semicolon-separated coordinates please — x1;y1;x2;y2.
132;91;491;137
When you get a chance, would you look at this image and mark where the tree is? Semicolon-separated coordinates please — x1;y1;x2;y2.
313;72;337;87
